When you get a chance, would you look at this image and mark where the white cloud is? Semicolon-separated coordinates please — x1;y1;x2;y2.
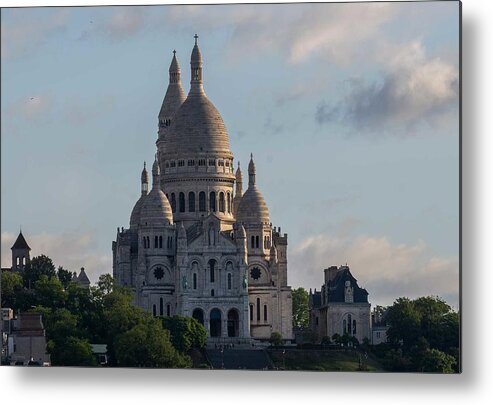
6;95;54;123
106;6;146;39
316;41;459;134
161;3;395;65
1;9;70;59
289;233;459;308
1;231;111;285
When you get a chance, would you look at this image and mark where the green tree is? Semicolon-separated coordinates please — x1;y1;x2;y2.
57;266;73;289
33;275;67;308
420;348;456;373
386;298;421;350
269;331;283;346
1;270;23;308
48;336;96;367
292;287;309;328
162;315;207;353
22;255;56;288
97;273;115;296
113;317;191;368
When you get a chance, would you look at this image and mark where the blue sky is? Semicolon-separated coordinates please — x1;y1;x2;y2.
1;2;460;307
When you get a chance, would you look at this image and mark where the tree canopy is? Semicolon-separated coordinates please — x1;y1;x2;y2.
292;287;309;329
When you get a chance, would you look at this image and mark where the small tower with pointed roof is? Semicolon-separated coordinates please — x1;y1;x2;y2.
232;162;243;216
11;230;31;272
158;50;186;132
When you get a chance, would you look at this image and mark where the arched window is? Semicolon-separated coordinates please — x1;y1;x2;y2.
343;320;346;335
146;236;150;248
250;304;253;321
255;235;259;248
193;273;197;290
353;320;357;335
227;273;232;290
251;236;255;249
171;193;176;213
211;289;215;297
348;314;352;334
142;237;146;248
159;236;163;248
264;304;267;321
199;192;206;212
155;236;158;248
256;298;261;321
188;192;195;212
160;298;164;316
219;192;225;212
227;193;231;213
209;259;216;283
153;305;156;317
167;304;171;317
179;192;185;212
209;191;216;212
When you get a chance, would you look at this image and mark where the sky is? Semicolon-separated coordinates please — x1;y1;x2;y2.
1;1;460;308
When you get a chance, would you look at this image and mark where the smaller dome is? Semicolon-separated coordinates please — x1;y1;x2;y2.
130;197;145;229
139;190;173;227
236;187;270;225
140;157;173;226
236;154;270;225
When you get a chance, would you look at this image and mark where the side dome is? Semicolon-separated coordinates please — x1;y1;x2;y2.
236;187;270;225
164;94;231;155
236;154;270;225
140;158;173;226
130;197;145;229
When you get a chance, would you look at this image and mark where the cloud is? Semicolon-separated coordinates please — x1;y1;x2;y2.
290;233;459;308
1;231;111;285
263;115;284;135
1;9;70;59
6;95;54;127
162;3;394;65
105;6;146;39
316;41;459;134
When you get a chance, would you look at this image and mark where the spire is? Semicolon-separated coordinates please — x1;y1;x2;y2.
158;50;186;130
169;50;180;84
235;161;243;195
152;155;160;187
190;34;204;95
11;231;31;251
248;153;256;186
141;161;149;196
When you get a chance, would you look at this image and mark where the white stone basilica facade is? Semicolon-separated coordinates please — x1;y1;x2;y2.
112;37;293;343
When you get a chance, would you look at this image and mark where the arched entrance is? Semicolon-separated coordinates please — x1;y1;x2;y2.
210;308;222;337
192;308;204;325
227;308;239;337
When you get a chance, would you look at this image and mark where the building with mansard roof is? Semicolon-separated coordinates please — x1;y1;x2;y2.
112;36;293;344
308;265;371;343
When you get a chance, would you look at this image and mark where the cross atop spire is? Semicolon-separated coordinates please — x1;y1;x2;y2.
173;49;176;55
194;33;198;45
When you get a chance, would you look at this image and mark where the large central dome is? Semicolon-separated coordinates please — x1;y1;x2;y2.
160;37;232;158
163;94;230;155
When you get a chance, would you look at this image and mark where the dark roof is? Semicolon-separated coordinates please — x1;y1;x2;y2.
11;232;31;250
76;268;90;285
311;291;322;308
327;266;368;303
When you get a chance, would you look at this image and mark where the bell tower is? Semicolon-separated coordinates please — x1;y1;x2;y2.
11;230;31;272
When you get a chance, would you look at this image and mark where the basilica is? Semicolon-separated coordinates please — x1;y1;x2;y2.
112;36;293;343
